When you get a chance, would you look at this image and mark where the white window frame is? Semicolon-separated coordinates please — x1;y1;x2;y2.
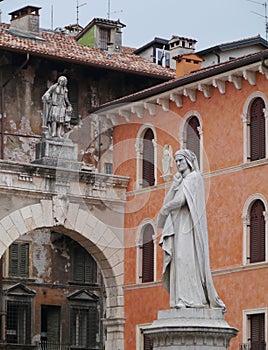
156;48;170;68
179;110;204;172
242;194;268;266
136;323;152;350
136;219;157;284
242;308;268;347
241;91;268;163
135;124;157;190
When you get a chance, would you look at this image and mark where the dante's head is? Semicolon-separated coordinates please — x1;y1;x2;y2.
174;149;199;172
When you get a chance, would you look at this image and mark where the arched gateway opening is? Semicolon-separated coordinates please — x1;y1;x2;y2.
0;200;125;350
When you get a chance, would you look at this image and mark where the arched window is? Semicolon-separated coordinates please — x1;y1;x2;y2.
249;199;265;263
142;129;155;187
186;115;200;166
141;224;154;283
250;97;265;161
179;112;203;171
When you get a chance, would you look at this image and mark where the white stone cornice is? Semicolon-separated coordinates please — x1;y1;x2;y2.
243;69;256;85
119;109;131;122
144;102;156;116
170;92;183;107
228;75;242;90
131;104;144;118
157;97;169;112
183;88;196;102
212;79;226;94
198;84;211;98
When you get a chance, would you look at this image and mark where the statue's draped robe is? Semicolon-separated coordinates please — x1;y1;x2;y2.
159;171;225;309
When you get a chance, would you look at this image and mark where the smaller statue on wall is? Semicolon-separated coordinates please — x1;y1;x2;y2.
162;144;173;181
42;76;72;139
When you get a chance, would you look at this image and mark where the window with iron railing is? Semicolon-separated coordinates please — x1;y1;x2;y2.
70;305;98;349
6;300;31;345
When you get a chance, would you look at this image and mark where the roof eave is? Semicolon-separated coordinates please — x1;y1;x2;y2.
93;51;267;113
0;45;174;80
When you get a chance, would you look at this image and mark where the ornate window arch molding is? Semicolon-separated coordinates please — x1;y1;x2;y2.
241;91;268;163
179;110;204;171
136;218;157;284
135;124;157;189
242;193;268;265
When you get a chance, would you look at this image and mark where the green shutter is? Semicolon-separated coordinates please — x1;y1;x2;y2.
73;246;97;283
9;243;29;277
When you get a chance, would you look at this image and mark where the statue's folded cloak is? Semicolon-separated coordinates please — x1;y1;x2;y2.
159;171;226;310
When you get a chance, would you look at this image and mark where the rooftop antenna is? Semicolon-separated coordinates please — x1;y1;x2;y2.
247;0;268;39
0;0;3;23
107;0;111;19
107;0;123;19
51;4;53;30
76;0;87;26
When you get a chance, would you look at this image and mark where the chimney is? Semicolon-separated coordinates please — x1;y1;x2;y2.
9;6;41;33
114;26;122;52
173;54;203;78
168;35;197;69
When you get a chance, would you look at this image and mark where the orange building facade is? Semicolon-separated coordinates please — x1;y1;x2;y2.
97;50;268;349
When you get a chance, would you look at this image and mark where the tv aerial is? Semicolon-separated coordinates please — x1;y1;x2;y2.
107;0;123;19
247;0;268;39
76;0;87;26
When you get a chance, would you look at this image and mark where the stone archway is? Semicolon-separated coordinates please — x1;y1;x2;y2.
0;198;125;350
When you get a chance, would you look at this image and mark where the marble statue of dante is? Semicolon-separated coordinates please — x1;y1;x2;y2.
42;76;72;138
157;149;226;310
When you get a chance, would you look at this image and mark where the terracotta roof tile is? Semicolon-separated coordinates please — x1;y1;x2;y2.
0;23;175;79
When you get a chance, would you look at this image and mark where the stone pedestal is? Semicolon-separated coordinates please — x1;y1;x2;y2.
143;308;238;350
33;138;81;170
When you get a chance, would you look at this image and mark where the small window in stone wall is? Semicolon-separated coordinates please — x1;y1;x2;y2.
70;305;98;348
6;300;31;344
73;245;97;284
8;242;29;278
105;162;113;174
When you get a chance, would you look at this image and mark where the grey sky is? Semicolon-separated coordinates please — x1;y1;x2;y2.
0;0;265;50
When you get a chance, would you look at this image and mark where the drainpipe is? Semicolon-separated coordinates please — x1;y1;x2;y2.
1;53;30;159
213;50;221;64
